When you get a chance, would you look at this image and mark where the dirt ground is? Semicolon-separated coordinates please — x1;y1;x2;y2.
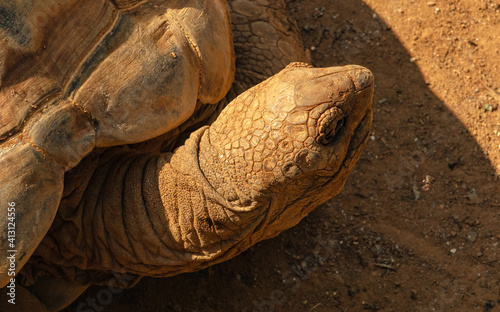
65;0;500;311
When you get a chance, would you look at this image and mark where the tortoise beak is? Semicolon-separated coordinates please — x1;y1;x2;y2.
344;66;374;158
348;65;375;92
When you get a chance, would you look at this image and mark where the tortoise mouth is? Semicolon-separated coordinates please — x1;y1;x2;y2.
349;110;372;151
341;108;372;174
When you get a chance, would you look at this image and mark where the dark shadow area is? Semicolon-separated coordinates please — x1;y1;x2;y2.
65;0;499;311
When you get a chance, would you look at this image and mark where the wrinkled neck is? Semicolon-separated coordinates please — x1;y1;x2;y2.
197;127;267;215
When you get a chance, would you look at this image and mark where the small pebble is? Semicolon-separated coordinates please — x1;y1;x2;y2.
450;248;457;254
467;232;478;243
410;290;418;299
410;57;417;63
427;2;436;6
302;25;314;32
483;104;494;112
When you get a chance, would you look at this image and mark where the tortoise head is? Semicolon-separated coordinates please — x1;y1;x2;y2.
201;64;373;240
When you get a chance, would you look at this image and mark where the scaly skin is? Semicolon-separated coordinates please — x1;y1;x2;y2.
229;0;309;89
25;64;373;289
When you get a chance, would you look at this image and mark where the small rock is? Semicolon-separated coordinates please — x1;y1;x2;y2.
422;175;435;191
412;184;421;201
467;232;478;243
449;231;457;237
312;7;325;19
410;57;417;63
450;248;457;254
302;25;315;32
467;189;483;204
484;300;495;310
483;104;494;112
427;2;436;6
477;251;483;257
378;98;388;104
362;302;379;310
411;290;418;299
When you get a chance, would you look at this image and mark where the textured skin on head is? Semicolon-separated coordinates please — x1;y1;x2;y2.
199;65;374;237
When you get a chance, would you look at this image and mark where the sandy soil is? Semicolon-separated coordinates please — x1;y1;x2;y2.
65;0;500;311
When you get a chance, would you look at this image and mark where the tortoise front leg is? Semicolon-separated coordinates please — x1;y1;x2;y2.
0;102;95;287
0;143;64;287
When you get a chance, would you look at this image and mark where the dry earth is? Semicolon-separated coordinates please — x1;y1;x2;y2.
65;0;500;311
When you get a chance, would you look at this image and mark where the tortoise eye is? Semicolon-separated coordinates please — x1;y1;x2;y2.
321;117;345;145
317;107;346;145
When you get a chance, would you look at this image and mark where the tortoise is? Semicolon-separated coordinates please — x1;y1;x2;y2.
0;0;374;310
